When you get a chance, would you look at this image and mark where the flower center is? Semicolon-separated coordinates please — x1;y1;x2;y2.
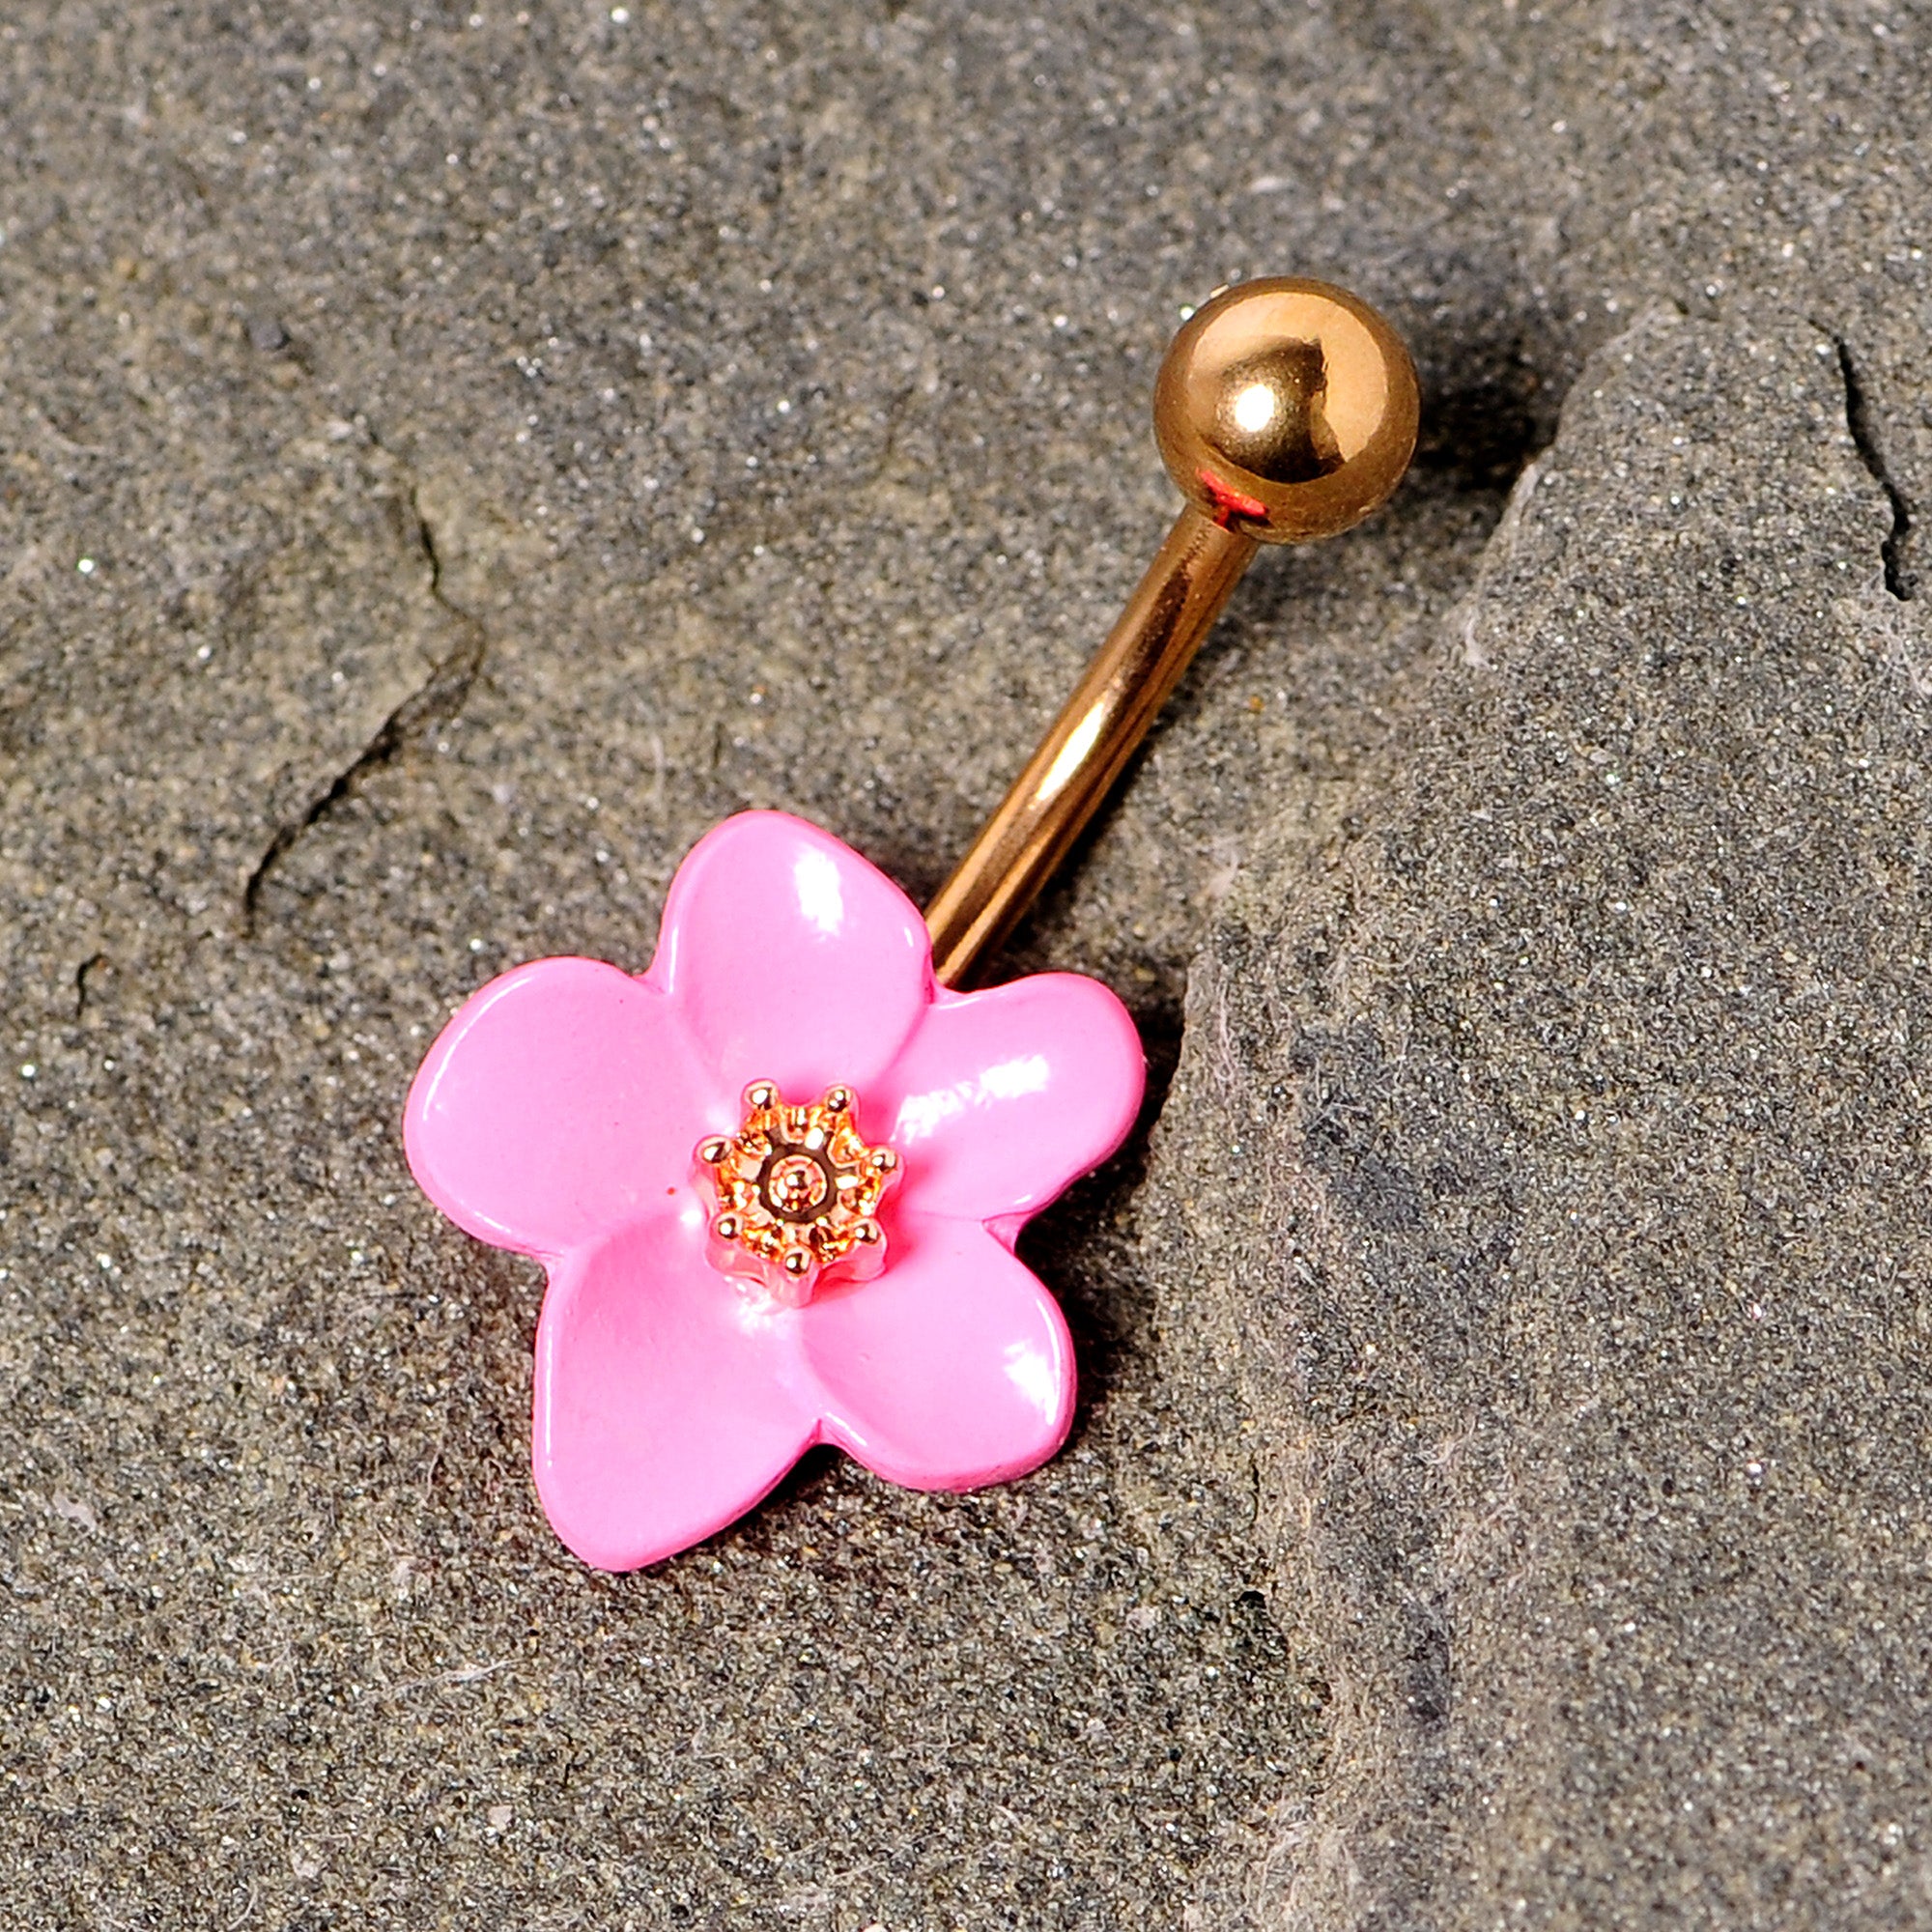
696;1080;901;1304
762;1151;833;1220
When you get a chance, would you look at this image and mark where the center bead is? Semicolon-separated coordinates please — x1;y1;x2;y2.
696;1080;901;1304
763;1151;833;1219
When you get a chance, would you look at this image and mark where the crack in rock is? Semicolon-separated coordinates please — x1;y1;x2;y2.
71;951;108;1018
240;485;486;933
1831;331;1917;601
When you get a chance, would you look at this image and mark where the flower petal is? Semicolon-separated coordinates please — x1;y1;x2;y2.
405;956;705;1259
653;811;933;1099
871;974;1145;1227
533;1214;818;1570
801;1219;1074;1491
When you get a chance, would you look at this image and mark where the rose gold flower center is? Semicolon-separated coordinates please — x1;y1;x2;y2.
763;1151;832;1219
695;1081;902;1304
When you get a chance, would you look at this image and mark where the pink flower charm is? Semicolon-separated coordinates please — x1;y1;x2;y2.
403;810;1145;1571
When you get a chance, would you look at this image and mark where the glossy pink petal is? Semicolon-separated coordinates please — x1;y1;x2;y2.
651;811;933;1098
534;1215;818;1570
405;957;705;1259
871;974;1145;1231
802;1218;1075;1491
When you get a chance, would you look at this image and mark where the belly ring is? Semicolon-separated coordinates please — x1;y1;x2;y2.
403;278;1418;1571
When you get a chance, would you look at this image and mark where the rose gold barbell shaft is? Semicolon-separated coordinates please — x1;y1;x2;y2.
923;276;1420;989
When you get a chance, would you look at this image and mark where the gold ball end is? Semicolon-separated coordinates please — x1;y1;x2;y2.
697;1135;730;1166
713;1212;741;1242
822;1085;853;1114
744;1080;779;1112
852;1218;883;1246
1153;277;1418;544
781;1246;814;1278
872;1148;899;1174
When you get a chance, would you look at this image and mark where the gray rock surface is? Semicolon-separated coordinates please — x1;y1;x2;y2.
0;2;1927;1926
1148;302;1932;1928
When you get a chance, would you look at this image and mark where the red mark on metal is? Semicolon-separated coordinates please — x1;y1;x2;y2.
1198;469;1267;526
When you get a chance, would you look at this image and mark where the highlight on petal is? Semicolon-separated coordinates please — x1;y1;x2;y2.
869;973;1146;1226
533;1214;819;1571
404;956;704;1259
650;812;933;1098
801;1217;1074;1492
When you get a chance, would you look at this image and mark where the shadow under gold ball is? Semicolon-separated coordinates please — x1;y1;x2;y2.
1153;276;1419;544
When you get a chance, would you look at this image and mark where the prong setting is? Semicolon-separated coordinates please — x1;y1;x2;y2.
695;1081;902;1303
